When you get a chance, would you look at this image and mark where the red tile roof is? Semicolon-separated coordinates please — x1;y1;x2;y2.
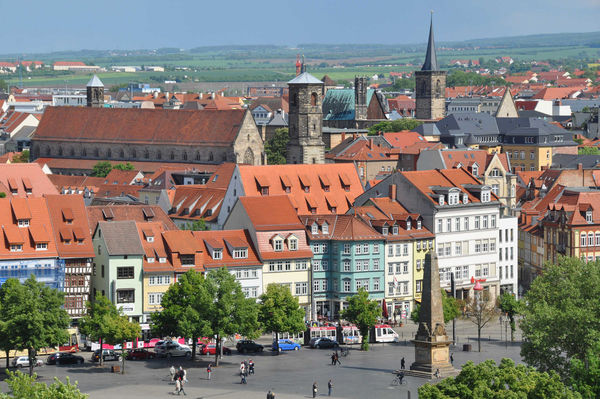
86;204;177;234
0;164;58;198
193;229;261;268
238;196;304;231
34;158;214;175
34;107;248;146
53;61;86;66
103;169;142;185
533;87;583;100
238;164;364;215
45;195;94;258
301;214;384;241
170;185;226;223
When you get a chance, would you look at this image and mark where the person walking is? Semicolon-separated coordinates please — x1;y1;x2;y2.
174;378;181;395
240;362;247;384
434;368;441;379
331;352;336;365
207;363;212;380
178;374;187;396
328;379;333;396
312;381;318;398
335;352;341;366
400;357;405;370
450;353;454;365
249;359;255;375
267;390;275;399
170;365;176;380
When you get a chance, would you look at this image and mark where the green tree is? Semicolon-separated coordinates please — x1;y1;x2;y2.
79;294;120;366
367;119;423;135
151;270;212;360
520;257;600;379
410;290;461;324
204;268;261;365
0;277;69;376
497;292;523;341
578;147;600;155
341;288;381;351
0;192;5;198
183;220;209;231
258;284;305;353
463;292;497;352
418;358;581;399
10;150;29;163
113;162;135;171
101;312;140;374
91;161;113;177
264;128;288;165
0;370;87;399
569;341;600;399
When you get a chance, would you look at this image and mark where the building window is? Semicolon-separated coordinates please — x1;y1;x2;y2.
416;280;422;293
464;217;469;230
373;244;379;254
586;211;593;223
288;238;298;251
416;259;422;271
233;248;248;259
36;243;48;250
475;216;480;229
483;216;488;229
343;260;351;272
117;267;134;279
180;255;194;266
295;282;308;296
455;242;462;256
116;289;135;304
213;249;222;260
343;244;351;255
581;234;587;247
373;259;380;270
274;239;283;251
343;279;351;292
373;278;380;291
491;215;496;228
446;218;452;232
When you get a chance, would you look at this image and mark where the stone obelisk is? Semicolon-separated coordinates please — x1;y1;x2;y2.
410;253;455;376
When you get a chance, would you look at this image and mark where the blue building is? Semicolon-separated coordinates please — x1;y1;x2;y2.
301;215;385;320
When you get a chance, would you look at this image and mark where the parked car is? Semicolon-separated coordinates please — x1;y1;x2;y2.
91;349;120;362
12;356;43;368
236;340;264;354
47;353;84;365
309;337;339;349
200;343;231;356
126;348;155;360
272;339;301;352
154;341;192;358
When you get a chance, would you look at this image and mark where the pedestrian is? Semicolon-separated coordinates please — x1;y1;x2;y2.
450;353;454;365
249;359;255;375
400;357;405;370
335;352;341;365
174;378;181;395
207;363;212;380
267;390;275;399
240;370;247;384
312;381;318;398
183;367;188;383
331;352;336;365
170;365;176;380
179;375;187;396
244;359;249;376
434;368;441;379
328;379;333;396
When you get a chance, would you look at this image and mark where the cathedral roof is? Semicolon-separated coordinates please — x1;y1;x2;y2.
288;72;323;85
421;15;439;71
86;75;104;87
322;88;377;121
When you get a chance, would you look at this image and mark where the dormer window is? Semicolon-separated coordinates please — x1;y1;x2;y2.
311;223;318;235
147;256;155;263
288;237;298;251
36;243;47;250
417;220;422;229
322;222;329;235
439;195;445;206
213;249;223;260
159;257;166;263
586;211;593;223
463;193;469;204
481;190;491;203
472;164;479;176
406;220;411;230
382;227;388;235
393;226;399;235
448;192;460;205
273;236;283;251
17;219;29;227
143;228;154;242
10;244;22;252
233;248;248;259
147;236;154;243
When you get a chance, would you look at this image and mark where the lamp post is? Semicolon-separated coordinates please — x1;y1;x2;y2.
473;280;483;352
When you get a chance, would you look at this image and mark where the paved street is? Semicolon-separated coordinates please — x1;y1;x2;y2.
2;320;524;398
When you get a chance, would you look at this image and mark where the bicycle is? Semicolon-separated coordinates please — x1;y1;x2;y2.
391;374;407;386
340;347;350;357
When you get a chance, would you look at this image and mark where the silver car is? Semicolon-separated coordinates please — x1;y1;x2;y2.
154;341;192;358
12;356;43;368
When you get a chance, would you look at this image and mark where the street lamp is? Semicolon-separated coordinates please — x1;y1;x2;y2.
473;280;483;352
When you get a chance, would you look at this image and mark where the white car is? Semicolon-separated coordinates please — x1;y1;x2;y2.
154;341;192;358
12;356;43;368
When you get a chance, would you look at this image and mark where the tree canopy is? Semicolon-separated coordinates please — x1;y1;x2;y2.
341;288;381;350
259;284;305;351
112;162;135;171
410;290;461;324
265;128;288;165
418;358;580;399
367;119;423;135
1;371;88;399
463;292;498;352
520;256;600;379
498;292;523;341
91;161;113;177
0;277;70;376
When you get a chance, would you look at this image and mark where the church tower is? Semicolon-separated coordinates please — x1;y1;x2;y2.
86;75;104;108
415;14;446;120
286;67;325;164
354;76;368;121
495;88;519;118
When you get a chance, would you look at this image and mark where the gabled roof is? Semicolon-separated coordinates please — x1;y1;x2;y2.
0;164;58;198
301;214;384;241
326;136;392;162
238;164;364;215
170;186;226;223
134;222;173;272
97;220;144;256
45;195;95;258
238;196;304;231
87;204;177;234
104;169;143;185
34;107;247;146
193;229;261;268
382;131;427;148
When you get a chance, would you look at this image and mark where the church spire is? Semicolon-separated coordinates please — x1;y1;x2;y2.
421;12;439;71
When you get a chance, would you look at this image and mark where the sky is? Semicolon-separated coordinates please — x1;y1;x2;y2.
2;0;599;54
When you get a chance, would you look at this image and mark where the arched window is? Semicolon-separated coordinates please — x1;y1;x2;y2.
69;147;75;156
195;152;201;161
170;152;175;160
182;152;187;161
420;80;427;96
119;149;124;158
107;148;111;158
94;148;99;157
209;152;214;162
58;147;63;156
243;148;254;165
144;150;149;159
82;148;87;157
311;92;317;106
131;149;136;159
157;150;161;160
435;79;442;97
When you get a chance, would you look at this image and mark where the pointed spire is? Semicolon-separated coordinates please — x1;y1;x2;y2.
418;253;445;329
495;87;519;118
421;12;439;71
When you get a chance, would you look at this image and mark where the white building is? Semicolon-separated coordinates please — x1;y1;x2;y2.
497;216;518;297
52;94;87;107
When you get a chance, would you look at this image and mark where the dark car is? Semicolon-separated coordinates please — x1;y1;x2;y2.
200;343;231;356
236;340;264;353
91;349;120;362
309;337;339;349
126;348;155;360
47;353;84;365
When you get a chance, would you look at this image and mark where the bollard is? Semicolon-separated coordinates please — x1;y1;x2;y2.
408;390;411;399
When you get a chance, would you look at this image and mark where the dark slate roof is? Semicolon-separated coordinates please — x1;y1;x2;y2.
323;89;376;121
98;220;144;256
421;15;439;71
552;154;600;169
267;111;288;127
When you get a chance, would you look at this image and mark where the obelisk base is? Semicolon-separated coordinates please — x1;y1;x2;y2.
410;335;458;378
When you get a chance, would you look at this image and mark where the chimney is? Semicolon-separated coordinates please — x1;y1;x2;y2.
353;133;357;140
341;132;346;141
368;138;374;149
389;184;397;201
199;92;203;99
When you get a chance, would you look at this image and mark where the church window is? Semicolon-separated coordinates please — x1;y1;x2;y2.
119;149;124;158
311;92;317;106
292;93;298;106
82;148;87;157
156;150;161;160
182;152;188;161
195;152;201;161
106;148;111;158
144;150;149;159
58;147;63;156
435;79;442;96
69;147;75;156
420;80;427;96
170;152;175;160
209;152;214;162
94;148;99;157
131;149;136;159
